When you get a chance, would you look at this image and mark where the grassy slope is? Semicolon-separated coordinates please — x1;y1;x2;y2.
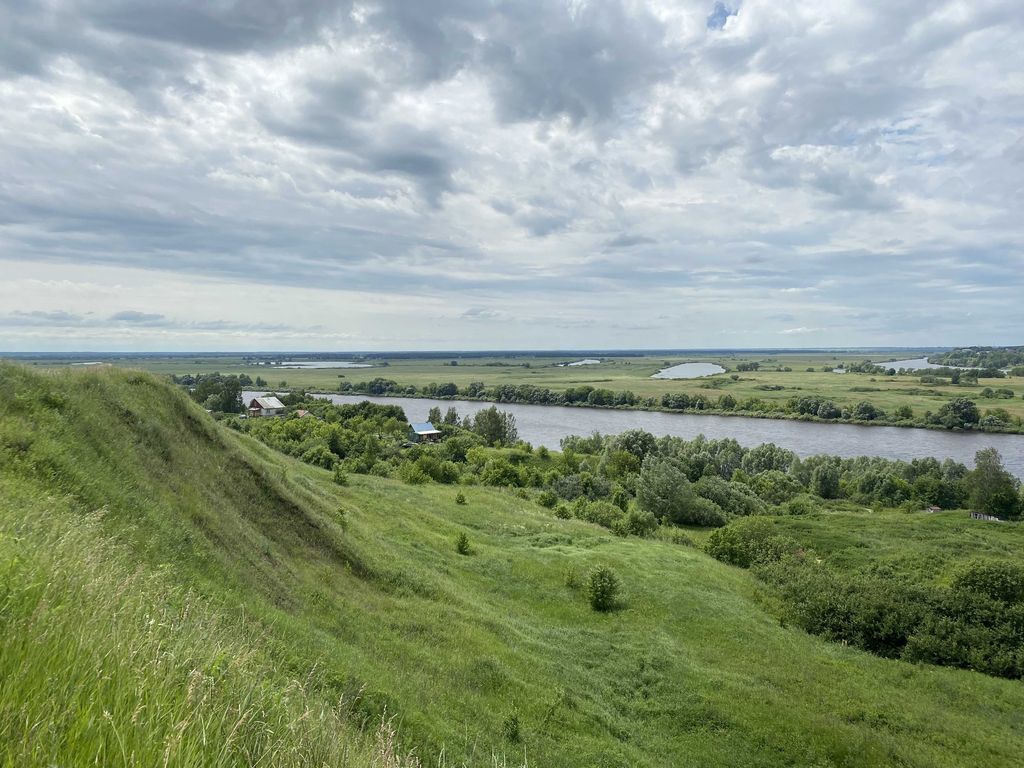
746;506;1024;582
2;363;1023;767
32;352;1023;425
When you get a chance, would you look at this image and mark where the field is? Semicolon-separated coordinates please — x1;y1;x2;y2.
19;350;1024;426
2;363;1024;766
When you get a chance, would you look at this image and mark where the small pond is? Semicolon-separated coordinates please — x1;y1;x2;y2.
275;361;373;369
652;362;726;379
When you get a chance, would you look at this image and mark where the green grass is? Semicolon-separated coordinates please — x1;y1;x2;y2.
25;351;1024;426
2;362;1024;766
751;506;1024;584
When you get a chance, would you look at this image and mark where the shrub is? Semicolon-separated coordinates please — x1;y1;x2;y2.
537;489;558;508
781;494;820;516
564;566;581;589
455;532;471;555
553;504;571;519
580;500;626;529
748;470;804;505
624;508;658;537
693;475;767;517
396;461;429;485
332;466;349;486
951;559;1024;604
587;566;621;612
661;528;694;546
480;458;520;487
705;517;797;568
300;444;336;470
455;491;466;505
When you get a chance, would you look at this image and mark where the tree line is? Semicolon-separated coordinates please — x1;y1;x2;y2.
338;376;1022;432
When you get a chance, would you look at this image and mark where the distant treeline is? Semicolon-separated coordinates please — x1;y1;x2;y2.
929;346;1024;369
339;376;1023;432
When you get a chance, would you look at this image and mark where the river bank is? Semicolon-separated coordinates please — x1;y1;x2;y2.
244;390;1024;478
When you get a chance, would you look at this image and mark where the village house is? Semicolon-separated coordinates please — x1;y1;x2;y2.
247;396;286;418
408;422;442;443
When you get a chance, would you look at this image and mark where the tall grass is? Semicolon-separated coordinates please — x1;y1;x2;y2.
0;481;424;768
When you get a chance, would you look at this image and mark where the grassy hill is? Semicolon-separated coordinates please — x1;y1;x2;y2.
1;362;1023;767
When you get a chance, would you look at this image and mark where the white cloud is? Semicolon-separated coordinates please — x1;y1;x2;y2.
0;0;1022;350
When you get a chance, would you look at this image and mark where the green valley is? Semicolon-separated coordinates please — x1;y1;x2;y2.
1;362;1023;767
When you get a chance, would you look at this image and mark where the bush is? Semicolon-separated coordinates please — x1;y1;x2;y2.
705;517;797;568
624;508;658;537
951;559;1024;604
536;489;558;508
564;566;581;589
455;491;466;505
781;494;820;515
332;466;349;486
587;566;621;612
455;532;471;555
579;500;626;530
300;444;336;470
693;475;767;517
480;458;520;487
396;461;429;485
747;470;804;505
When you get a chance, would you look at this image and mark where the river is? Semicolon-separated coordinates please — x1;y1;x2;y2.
244;391;1024;477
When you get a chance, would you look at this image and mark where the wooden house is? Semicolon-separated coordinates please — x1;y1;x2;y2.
408;422;442;443
247;396;286;418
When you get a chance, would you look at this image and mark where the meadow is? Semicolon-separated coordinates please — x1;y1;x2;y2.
25;350;1024;429
1;362;1023;766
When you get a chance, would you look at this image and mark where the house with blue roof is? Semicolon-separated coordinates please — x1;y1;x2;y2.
408;421;442;443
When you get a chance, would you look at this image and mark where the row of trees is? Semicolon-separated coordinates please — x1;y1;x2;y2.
338;378;1021;432
230;389;1023;523
930;346;1024;369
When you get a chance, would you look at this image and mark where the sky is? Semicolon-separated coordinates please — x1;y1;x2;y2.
1;0;1022;352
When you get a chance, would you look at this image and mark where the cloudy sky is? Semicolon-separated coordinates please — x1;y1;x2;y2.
1;0;1022;351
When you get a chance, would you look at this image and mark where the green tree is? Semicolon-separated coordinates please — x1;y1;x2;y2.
637;456;727;526
810;463;840;499
967;449;1021;519
471;406;518;446
611;429;656;461
936;397;980;429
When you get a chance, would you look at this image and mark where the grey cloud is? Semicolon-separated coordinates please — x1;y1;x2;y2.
2;1;1023;349
90;0;347;54
605;234;657;249
478;2;669;125
0;310;85;326
109;311;165;324
461;307;502;320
